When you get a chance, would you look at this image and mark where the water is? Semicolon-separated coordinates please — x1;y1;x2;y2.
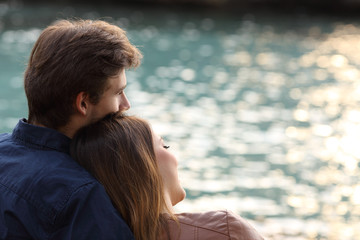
1;2;360;239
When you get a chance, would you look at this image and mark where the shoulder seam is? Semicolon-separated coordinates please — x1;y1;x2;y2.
177;212;231;237
225;210;231;239
0;179;96;224
0;180;56;235
53;181;97;225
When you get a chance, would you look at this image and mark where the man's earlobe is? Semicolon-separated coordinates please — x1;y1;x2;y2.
75;92;89;116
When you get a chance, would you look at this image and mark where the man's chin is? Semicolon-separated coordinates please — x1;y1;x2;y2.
91;112;120;123
105;111;125;118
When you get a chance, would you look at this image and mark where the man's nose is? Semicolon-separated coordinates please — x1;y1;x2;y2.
120;92;131;111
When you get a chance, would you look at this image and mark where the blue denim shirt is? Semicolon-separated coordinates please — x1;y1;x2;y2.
0;119;134;239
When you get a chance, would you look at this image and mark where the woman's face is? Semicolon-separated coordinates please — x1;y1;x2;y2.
152;132;186;206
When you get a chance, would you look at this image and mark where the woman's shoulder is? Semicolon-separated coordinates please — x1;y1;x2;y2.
167;210;264;240
175;210;233;228
223;210;265;240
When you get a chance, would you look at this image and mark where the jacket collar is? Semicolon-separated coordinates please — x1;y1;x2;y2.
12;118;71;154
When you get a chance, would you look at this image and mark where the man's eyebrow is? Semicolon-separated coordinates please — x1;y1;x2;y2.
117;84;127;92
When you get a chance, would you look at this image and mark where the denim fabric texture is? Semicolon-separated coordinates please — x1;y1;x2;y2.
0;119;134;240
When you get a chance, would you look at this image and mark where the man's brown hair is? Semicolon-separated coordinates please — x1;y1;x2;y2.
24;19;142;129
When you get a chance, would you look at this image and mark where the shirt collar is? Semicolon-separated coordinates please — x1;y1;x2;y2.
12;118;71;154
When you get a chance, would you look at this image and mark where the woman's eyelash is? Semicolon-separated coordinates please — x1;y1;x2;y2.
163;145;170;149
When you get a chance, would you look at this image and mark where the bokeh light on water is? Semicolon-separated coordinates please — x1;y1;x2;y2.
1;2;360;239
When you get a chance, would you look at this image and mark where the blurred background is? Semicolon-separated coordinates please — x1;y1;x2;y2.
1;0;360;239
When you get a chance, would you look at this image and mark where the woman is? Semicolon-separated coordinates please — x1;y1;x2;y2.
70;114;264;240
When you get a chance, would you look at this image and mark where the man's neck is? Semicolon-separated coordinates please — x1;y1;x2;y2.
57;125;77;139
29;120;78;139
29;121;46;128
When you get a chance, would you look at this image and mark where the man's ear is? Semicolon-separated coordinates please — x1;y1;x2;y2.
75;92;90;116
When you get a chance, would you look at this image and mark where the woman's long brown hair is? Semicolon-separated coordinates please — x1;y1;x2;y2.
70;114;175;240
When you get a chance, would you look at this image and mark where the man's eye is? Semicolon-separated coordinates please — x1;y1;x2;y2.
118;91;123;95
163;145;170;149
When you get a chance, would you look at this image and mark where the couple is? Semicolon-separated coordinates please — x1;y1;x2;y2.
0;19;264;239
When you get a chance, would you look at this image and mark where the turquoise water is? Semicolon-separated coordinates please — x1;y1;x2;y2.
1;2;360;239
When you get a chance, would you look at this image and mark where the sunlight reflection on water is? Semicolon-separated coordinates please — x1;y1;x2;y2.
1;3;360;239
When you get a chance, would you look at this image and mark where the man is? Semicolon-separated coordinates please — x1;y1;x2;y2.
0;19;142;239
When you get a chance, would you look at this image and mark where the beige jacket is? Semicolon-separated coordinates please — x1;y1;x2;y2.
164;210;264;240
